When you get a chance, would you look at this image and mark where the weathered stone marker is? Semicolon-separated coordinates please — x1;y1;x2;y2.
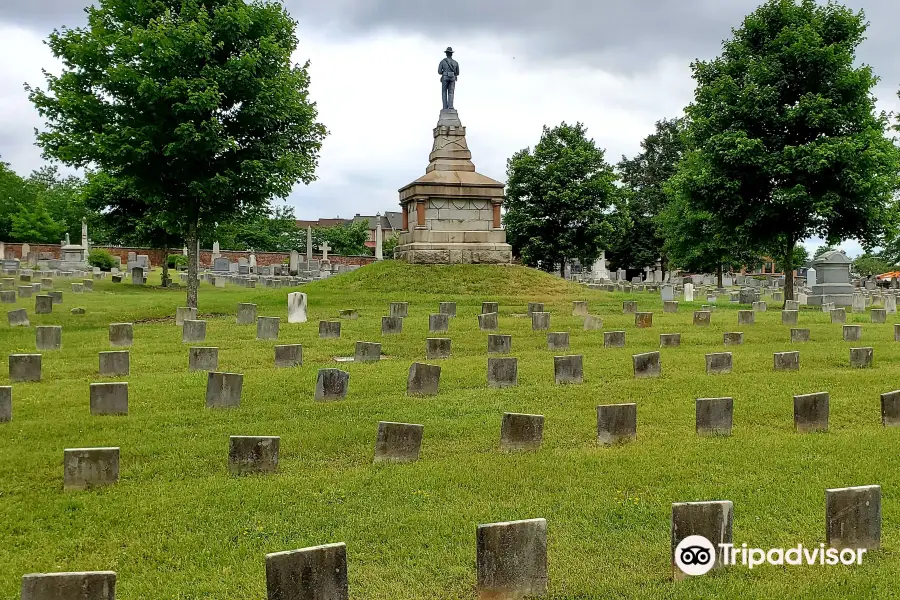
752;301;767;312
791;328;810;342
8;308;29;327
0;386;11;422
425;338;451;360
546;331;569;351
737;310;755;325
182;319;207;343
531;311;550;331
265;543;348;600
871;308;887;323
794;392;829;432
671;500;733;579
21;571;116;600
895;323;900;342
35;294;52;314
287;292;308;323
18;285;33;298
487;334;511;354
488;357;518;388
381;316;403;334
354;341;381;362
696;397;733;436
623;300;637;314
705;352;733;375
664;301;678;313
482;301;499;314
723;332;743;346
318;320;341;339
831;308;847;323
633;351;661;378
659;333;681;347
236;303;258;325
189;347;218;371
439;302;457;317
389;301;409;317
407;362;441;395
583;314;603;330
0;290;15;304
257;316;280;340
572;301;588;316
553;354;583;384
774;351;800;371
89;382;128;415
373;421;424;463
49;291;62;305
500;413;544;451
478;312;499;331
429;313;449;333
109;323;133;347
63;447;119;490
315;369;349;401
35;325;62;350
597;403;637;445
99;351;129;376
527;302;544;315
850;347;873;368
604;331;626;348
635;312;653;328
843;325;862;342
339;309;359;320
274;345;302;368
9;354;41;382
228;436;280;475
782;310;799;325
205;372;243;408
476;518;547;600
826;485;881;550
881;390;900;427
176;306;197;326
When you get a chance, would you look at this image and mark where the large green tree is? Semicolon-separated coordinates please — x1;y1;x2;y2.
504;122;625;275
678;0;900;302
28;0;327;307
610;118;686;274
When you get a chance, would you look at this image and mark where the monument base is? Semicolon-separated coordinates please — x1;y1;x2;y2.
808;283;854;307
394;229;512;264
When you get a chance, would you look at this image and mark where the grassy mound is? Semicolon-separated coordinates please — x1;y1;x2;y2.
310;261;585;298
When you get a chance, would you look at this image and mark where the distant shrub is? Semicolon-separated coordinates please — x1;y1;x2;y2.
167;254;188;269
87;248;116;271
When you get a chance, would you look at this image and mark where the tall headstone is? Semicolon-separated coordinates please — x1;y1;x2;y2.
265;544;348;600
306;226;313;262
808;251;852;307
212;240;221;259
287;292;308;324
375;213;384;260
476;519;548;599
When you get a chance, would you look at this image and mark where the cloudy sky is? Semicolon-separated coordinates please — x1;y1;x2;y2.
2;0;899;256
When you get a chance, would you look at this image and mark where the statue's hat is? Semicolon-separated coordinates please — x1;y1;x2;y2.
445;46;454;54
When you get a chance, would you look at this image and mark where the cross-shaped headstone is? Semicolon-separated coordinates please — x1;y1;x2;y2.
321;241;331;262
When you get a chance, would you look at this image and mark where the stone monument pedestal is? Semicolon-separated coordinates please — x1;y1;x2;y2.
808;250;853;307
394;109;512;264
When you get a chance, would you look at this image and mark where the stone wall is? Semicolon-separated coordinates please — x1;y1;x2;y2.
2;243;377;268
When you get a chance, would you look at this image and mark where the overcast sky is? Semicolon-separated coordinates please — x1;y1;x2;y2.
2;0;899;257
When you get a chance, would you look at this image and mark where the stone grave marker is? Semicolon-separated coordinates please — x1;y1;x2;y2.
500;413;544;451
256;317;280;340
49;291;62;304
389;302;409;318
604;331;626;348
98;351;130;377
63;447;119;490
554;355;583;384
723;332;743;346
183;320;207;343
664;301;678;313
597;403;637;445
478;312;498;331
287;292;308;323
237;303;257;325
229;436;279;475
0;290;15;304
315;369;349;401
633;351;661;378
737;310;755;325
831;308;847;324
34;295;52;315
206;372;243;408
583;315;603;330
572;301;588;317
339;309;359;320
794;392;829;432
89;382;128;415
774;351;800;371
72;283;84;294
407;362;440;395
660;333;681;347
696;398;733;436
850;347;873;368
487;334;511;354
782;310;799;325
189;347;218;371
175;307;197;326
18;285;33;298
635;312;653;328
481;301;499;314
9;354;41;382
705;352;733;375
0;386;9;422
426;338;451;360
752;301;767;312
791;329;810;343
826;485;881;550
131;267;144;285
429;313;450;333
527;302;544;315
20;571;117;600
274;344;302;368
439;302;457;317
109;323;133;347
843;325;862;342
35;325;62;351
531;311;550;330
872;308;887;323
354;342;381;362
476;519;547;600
671;501;733;580
319;321;341;339
266;543;348;600
880;390;900;427
82;279;94;292
623;300;637;314
487;357;518;388
373;421;424;463
381;316;403;334
546;332;569;351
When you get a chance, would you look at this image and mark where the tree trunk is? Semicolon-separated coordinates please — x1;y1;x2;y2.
186;221;199;309
716;264;723;289
559;259;566;278
161;243;170;288
783;238;795;305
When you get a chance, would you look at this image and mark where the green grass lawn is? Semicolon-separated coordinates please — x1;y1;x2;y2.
2;262;899;599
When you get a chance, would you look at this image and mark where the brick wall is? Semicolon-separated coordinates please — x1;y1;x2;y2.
2;243;376;268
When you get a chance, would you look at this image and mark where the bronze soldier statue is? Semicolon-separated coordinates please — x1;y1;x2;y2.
438;47;459;110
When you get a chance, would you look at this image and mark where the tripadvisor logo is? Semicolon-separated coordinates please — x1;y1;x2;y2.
675;535;868;576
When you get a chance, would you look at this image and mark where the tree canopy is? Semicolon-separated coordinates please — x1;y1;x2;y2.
28;0;326;306
676;0;900;301
503;122;625;275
